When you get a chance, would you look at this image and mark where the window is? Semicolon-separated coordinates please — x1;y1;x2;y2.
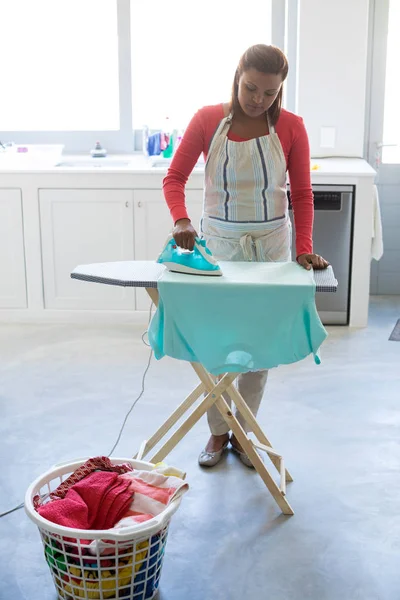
0;0;120;131
130;0;272;129
0;0;278;151
382;0;400;163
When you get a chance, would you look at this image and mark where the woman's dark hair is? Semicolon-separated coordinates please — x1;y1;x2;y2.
231;44;289;126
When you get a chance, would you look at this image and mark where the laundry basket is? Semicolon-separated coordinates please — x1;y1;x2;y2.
25;457;182;600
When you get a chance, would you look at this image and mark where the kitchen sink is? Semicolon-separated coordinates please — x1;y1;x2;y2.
56;159;132;168
150;160;172;168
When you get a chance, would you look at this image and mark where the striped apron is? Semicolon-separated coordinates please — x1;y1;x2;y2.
201;112;291;263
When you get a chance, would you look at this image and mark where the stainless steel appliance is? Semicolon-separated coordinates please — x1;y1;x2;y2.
288;185;354;325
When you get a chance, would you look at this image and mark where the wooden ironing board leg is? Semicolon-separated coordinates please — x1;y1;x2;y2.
224;381;293;483
194;366;292;482
192;363;294;515
149;373;237;464
215;395;293;515
146;287;159;305
133;382;205;460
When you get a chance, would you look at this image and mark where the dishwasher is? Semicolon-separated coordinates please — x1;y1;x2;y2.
288;185;354;325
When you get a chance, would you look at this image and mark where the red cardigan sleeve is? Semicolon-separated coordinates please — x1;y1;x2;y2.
163;105;223;224
286;116;314;257
163;110;206;224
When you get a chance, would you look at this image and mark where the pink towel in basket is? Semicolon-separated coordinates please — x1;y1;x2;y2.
37;471;133;530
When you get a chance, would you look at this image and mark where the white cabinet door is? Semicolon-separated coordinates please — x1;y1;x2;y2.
133;189;203;310
0;189;27;308
40;189;135;309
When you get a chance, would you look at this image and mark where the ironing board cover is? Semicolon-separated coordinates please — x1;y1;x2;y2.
148;261;328;375
70;261;338;293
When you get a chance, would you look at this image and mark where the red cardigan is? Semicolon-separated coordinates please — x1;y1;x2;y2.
163;104;314;256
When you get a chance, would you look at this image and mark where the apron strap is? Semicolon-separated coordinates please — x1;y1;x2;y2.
207;111;274;166
205;115;232;167
266;112;275;134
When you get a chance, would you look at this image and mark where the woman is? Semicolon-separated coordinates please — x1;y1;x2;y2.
162;44;329;468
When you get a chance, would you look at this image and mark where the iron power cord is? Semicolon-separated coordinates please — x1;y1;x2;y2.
0;502;25;518
107;300;154;456
0;301;155;519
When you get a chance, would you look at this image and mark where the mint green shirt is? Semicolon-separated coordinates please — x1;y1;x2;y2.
149;261;327;375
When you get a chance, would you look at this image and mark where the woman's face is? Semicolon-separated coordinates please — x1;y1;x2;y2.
237;68;283;118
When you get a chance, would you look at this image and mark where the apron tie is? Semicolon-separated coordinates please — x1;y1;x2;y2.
240;234;254;261
240;234;266;262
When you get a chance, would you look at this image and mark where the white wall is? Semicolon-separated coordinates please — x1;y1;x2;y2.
296;0;370;157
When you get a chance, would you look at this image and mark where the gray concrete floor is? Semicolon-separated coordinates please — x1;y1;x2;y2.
1;296;400;600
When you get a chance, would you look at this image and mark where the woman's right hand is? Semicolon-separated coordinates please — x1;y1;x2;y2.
172;219;198;250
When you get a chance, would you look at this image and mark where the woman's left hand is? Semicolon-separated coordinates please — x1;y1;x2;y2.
297;253;330;270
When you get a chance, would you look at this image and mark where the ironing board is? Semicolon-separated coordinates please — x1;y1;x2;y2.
71;261;338;516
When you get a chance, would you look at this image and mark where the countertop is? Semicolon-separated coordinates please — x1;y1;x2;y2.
0;154;376;177
309;157;376;178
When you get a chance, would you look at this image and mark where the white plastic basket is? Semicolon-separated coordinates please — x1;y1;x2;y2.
25;458;182;600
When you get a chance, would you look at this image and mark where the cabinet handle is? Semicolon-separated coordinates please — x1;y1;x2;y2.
125;201;129;207
138;201;142;208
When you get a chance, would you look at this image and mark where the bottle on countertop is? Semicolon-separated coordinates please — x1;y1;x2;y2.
162;117;174;159
142;125;149;156
175;130;183;152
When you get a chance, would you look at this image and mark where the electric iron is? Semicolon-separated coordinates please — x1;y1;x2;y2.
157;235;223;276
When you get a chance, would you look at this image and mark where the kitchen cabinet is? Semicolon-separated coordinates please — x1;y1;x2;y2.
39;189;135;309
0;189;27;308
133;189;203;309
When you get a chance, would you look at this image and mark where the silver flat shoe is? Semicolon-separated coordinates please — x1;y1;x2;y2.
198;441;229;467
231;443;262;469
